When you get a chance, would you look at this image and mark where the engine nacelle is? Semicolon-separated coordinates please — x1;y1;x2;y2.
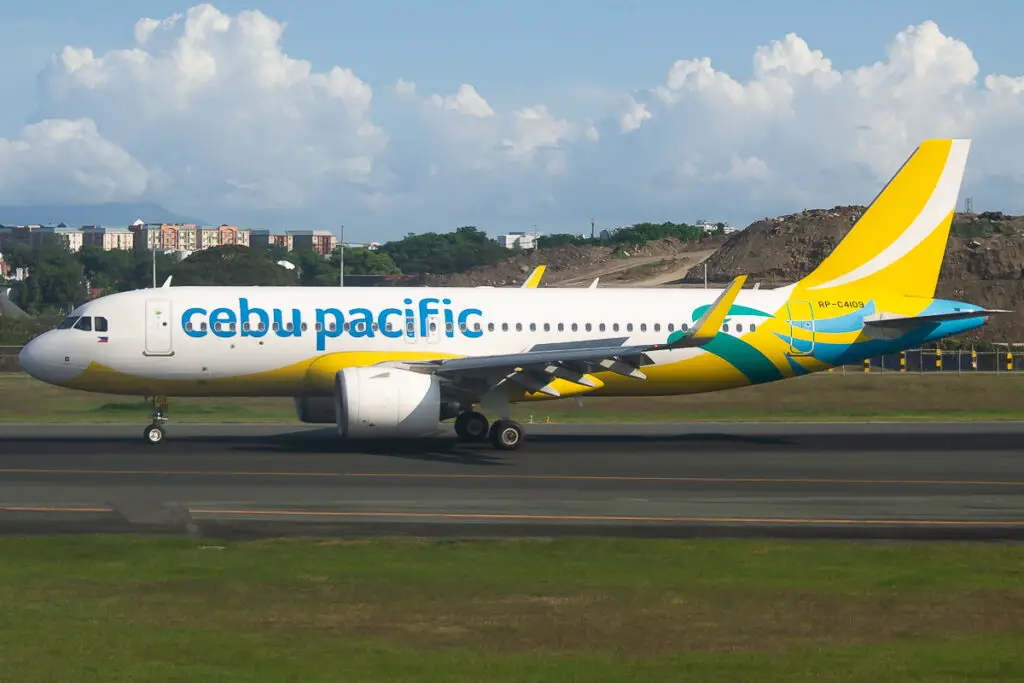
293;396;337;424
334;366;446;438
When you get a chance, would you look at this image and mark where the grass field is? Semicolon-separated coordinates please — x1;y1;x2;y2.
0;537;1022;682
1;371;1023;423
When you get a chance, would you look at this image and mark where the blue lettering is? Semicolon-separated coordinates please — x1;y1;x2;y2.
315;308;344;351
182;307;207;338
458;308;483;338
418;297;439;337
239;298;268;338
442;298;454;338
180;297;488;347
403;298;415;337
274;308;302;338
378;308;403;338
349;308;375;338
210;308;236;338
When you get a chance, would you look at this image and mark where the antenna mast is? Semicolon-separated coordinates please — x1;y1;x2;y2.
339;224;344;287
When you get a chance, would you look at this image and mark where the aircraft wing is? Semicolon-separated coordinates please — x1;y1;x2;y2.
396;275;747;397
861;308;1011;340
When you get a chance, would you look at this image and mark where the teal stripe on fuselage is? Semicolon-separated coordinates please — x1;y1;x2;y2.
702;334;785;384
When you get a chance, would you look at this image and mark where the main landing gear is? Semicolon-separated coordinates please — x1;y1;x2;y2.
144;396;169;445
454;410;524;451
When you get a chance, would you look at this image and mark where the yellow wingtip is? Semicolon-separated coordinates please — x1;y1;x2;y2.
522;265;546;288
691;275;747;341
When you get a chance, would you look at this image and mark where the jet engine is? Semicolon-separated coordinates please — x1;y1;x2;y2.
334;366;454;438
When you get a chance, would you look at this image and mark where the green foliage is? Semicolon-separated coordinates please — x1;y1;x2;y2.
337;247;401;277
170;246;298;286
0;308;64;345
379;226;510;275
538;222;705;250
15;243;88;311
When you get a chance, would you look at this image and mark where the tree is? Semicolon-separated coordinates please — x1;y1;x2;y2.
170;245;299;286
332;247;401;276
380;226;508;274
16;243;87;311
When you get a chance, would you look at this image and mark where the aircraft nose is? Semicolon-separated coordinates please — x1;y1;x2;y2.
19;332;82;386
18;337;42;379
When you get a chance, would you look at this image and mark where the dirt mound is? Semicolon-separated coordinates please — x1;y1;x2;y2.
424;235;726;288
686;207;1024;342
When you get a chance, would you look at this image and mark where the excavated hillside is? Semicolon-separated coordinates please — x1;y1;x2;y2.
424;235;727;288
684;207;1024;342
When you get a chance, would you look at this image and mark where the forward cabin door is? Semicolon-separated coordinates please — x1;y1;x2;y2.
144;299;174;356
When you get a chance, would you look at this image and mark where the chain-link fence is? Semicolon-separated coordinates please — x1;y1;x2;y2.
4;345;1024;374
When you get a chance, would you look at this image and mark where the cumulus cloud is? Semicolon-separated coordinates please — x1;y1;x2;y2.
5;8;1024;234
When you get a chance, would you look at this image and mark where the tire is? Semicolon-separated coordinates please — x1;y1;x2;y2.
455;411;490;441
489;419;524;451
144;424;165;445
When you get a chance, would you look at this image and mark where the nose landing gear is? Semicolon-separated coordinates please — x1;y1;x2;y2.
144;396;169;445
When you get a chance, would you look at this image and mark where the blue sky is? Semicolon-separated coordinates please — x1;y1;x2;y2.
1;1;1022;240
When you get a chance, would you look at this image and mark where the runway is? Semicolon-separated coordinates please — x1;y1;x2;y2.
1;422;1024;540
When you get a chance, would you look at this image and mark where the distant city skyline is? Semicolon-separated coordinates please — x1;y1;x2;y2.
1;1;1024;241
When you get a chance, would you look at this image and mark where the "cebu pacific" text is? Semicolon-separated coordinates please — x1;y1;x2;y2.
181;297;484;351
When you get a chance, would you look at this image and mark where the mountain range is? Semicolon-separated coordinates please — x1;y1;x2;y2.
0;203;206;227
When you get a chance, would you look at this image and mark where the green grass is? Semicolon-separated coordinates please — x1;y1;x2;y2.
0;537;1022;681
2;371;1024;424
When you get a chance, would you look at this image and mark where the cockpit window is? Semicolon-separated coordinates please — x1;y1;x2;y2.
95;317;108;332
74;317;93;332
57;316;80;330
57;315;108;332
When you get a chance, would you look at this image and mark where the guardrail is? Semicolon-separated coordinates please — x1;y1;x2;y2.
3;346;1024;375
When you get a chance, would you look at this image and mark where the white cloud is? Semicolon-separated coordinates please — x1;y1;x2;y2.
6;8;1024;235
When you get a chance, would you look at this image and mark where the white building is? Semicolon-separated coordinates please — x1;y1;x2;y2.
497;232;538;250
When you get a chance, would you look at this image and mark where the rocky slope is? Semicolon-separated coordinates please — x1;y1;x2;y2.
686;207;1024;342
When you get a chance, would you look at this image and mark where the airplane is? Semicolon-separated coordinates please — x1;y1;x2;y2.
18;138;1009;450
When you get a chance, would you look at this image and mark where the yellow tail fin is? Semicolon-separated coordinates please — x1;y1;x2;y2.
797;139;970;299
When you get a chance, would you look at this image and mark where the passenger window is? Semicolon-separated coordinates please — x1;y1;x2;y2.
599;323;606;332
317;322;324;332
502;323;509;332
558;323;564;332
260;322;267;332
654;323;661;332
571;323;578;332
201;323;208;331
613;323;620;332
473;322;481;332
668;323;674;332
243;323;251;332
95;317;108;332
722;323;729;332
446;322;454;333
681;323;689;331
640;323;647;332
736;323;743;332
627;323;634;332
515;323;522;332
543;323;550;332
749;323;757;332
459;322;467;332
530;323;536;332
303;323;309;332
585;323;592;332
488;323;495;332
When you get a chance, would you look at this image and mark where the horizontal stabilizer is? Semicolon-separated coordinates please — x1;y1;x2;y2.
861;308;1011;339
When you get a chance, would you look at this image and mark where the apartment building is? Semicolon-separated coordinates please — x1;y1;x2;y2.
251;230;294;250
288;230;336;255
81;225;134;251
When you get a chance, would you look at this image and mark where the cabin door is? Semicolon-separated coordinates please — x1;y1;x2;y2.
144;299;174;356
